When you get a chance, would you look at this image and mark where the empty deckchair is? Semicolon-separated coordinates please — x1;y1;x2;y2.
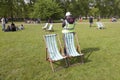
63;32;84;65
42;23;49;30
43;34;67;72
47;24;54;31
96;22;104;29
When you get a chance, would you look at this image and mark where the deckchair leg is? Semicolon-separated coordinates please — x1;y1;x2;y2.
64;58;69;67
80;55;84;64
50;61;55;72
66;57;71;66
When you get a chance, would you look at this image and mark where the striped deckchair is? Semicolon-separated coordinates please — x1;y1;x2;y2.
63;32;84;65
42;23;49;30
44;34;67;72
96;22;104;29
47;24;54;32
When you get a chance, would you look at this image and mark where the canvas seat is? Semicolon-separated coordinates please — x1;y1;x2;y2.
63;32;84;65
42;23;49;30
47;24;54;31
96;22;104;29
43;34;67;72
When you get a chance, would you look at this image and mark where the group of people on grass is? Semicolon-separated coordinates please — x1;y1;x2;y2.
1;13;106;32
1;17;24;32
5;23;24;32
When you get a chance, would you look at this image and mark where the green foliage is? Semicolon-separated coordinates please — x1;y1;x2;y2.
0;0;34;18
89;7;99;16
0;0;120;18
95;0;120;17
32;0;64;19
68;0;90;17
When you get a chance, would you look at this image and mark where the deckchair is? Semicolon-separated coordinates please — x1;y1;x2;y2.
43;34;67;72
96;22;104;29
42;23;49;30
47;24;54;31
63;32;84;65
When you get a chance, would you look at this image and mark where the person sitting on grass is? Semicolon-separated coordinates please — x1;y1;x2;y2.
19;24;24;30
11;23;17;31
5;25;11;32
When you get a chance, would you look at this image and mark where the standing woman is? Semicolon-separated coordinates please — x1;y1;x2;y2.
1;17;6;31
62;12;75;33
62;12;75;54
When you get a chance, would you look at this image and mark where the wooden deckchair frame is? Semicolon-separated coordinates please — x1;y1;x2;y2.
75;33;84;63
43;34;68;72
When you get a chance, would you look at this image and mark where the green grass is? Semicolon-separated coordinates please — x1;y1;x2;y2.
0;21;120;80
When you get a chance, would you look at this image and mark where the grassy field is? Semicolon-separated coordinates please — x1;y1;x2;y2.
0;21;120;80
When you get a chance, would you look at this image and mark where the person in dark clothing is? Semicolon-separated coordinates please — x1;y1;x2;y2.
5;25;11;32
47;18;53;24
89;16;93;27
62;12;75;54
11;23;16;31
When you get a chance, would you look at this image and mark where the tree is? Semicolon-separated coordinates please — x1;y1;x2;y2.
32;0;64;20
95;0;120;18
67;0;90;18
0;0;120;20
89;7;99;17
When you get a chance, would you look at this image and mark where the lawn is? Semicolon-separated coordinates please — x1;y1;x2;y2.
0;21;120;80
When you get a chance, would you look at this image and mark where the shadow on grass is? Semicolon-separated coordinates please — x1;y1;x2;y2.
51;59;69;72
50;47;100;71
82;47;100;63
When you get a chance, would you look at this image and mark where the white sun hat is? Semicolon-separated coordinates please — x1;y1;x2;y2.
65;12;71;16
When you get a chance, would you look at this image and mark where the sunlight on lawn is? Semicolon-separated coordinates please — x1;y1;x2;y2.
0;21;120;80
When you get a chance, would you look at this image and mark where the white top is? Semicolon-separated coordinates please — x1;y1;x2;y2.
1;18;5;24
